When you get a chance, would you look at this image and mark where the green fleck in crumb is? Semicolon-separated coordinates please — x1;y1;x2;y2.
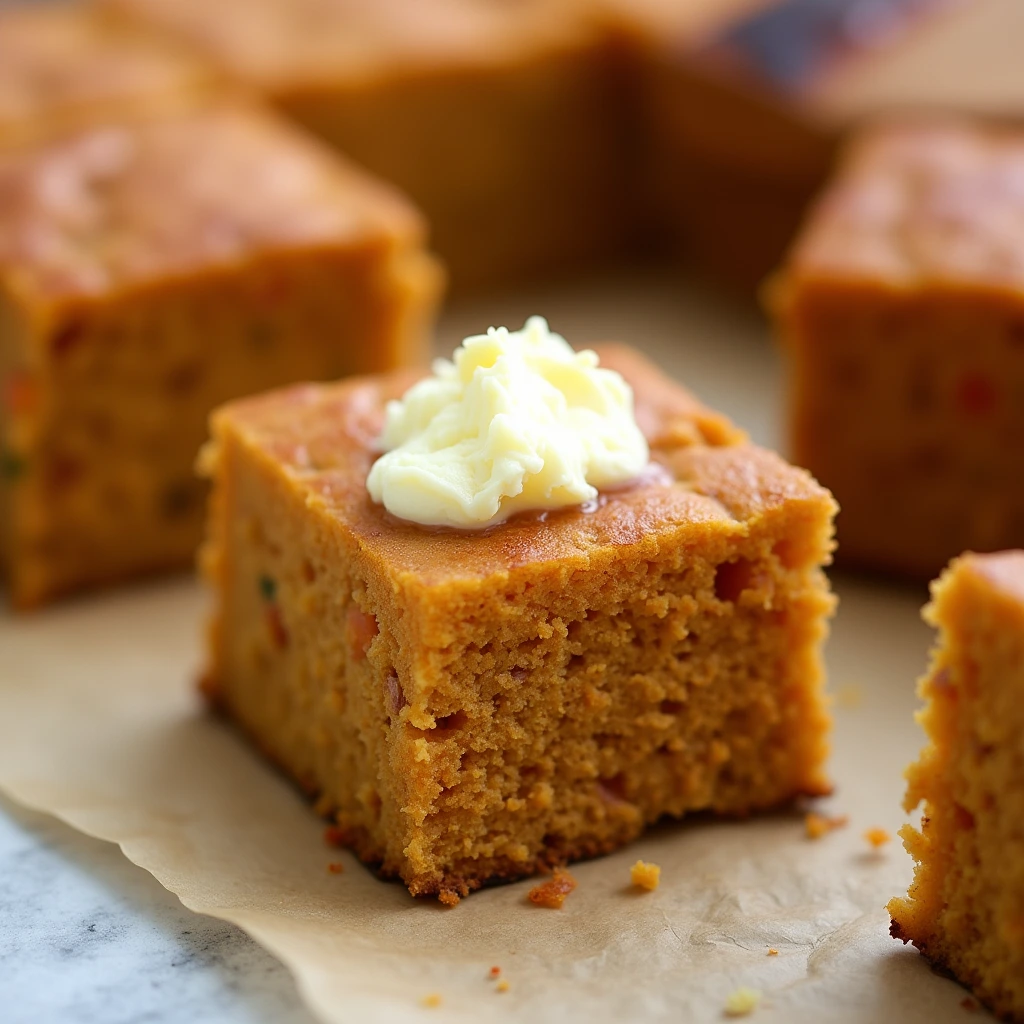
0;450;26;481
258;574;277;602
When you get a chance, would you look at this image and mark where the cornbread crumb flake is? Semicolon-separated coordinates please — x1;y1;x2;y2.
327;862;344;874
863;827;892;849
767;948;778;956
630;859;661;891
420;993;442;1009
805;811;849;840
496;980;510;994
528;868;577;909
723;987;761;1017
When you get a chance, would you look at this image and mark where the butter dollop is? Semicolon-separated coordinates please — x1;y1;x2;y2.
366;316;649;529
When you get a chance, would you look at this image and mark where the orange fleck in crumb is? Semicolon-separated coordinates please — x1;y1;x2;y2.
863;827;892;849
805;811;849;839
496;980;510;993
327;862;344;874
420;993;442;1008
324;826;345;846
630;860;661;891
489;966;501;979
528;868;576;908
724;987;761;1016
960;997;979;1012
767;948;778;956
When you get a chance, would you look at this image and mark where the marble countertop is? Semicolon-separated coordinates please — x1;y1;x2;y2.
0;795;317;1024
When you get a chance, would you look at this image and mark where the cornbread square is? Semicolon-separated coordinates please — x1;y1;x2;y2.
889;551;1024;1022
0;4;217;150
200;345;837;902
0;103;441;609
105;0;630;290
773;122;1024;579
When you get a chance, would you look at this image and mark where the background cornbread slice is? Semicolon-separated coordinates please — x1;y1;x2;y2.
104;0;632;291
0;102;442;609
772;121;1024;579
889;551;1024;1022
200;345;836;903
0;4;218;151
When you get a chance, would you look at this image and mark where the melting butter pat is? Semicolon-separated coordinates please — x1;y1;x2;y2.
366;316;649;528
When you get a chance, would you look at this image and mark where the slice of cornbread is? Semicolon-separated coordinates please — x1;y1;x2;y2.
773;121;1024;579
0;102;441;609
0;4;217;150
104;0;631;290
889;551;1024;1022
200;345;837;902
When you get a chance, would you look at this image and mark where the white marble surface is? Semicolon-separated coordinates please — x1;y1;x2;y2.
0;794;317;1024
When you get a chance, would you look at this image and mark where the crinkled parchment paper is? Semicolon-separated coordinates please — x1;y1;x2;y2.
0;280;983;1022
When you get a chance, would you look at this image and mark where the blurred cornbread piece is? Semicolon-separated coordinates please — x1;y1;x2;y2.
199;345;836;902
889;551;1024;1022
105;0;631;290
773;121;1024;579
608;0;1024;287
0;4;218;150
0;102;441;609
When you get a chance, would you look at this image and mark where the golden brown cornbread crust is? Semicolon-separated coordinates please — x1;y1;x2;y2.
0;4;218;151
0;102;441;608
889;551;1024;1022
201;345;837;901
774;121;1024;579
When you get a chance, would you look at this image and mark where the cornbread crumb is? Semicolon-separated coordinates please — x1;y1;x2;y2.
437;889;461;907
324;826;345;846
805;812;849;839
528;868;576;909
327;862;344;874
833;683;863;710
489;966;501;979
496;980;510;994
767;948;778;956
630;860;661;891
420;994;442;1009
864;827;892;849
724;987;761;1017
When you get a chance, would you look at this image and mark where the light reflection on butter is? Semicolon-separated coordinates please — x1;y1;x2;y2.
366;316;650;529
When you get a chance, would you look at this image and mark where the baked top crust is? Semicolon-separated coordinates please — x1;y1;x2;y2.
211;344;834;586
959;550;1024;609
785;121;1024;290
105;0;602;95
0;5;214;147
0;102;426;306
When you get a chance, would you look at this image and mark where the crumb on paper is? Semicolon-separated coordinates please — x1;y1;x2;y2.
528;868;576;908
833;683;863;709
630;860;661;891
864;827;892;849
805;811;849;839
960;997;979;1012
767;948;778;956
496;980;510;994
324;825;345;846
420;994;442;1009
723;987;761;1017
437;888;461;907
327;862;344;874
489;966;501;979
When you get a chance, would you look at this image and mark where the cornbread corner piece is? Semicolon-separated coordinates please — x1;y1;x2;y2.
0;4;218;150
0;102;441;609
773;120;1024;579
200;344;837;903
889;551;1024;1022
104;0;631;290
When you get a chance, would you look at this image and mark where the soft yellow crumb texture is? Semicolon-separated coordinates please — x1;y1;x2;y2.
630;860;661;890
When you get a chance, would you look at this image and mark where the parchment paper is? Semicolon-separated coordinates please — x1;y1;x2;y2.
0;277;984;1022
